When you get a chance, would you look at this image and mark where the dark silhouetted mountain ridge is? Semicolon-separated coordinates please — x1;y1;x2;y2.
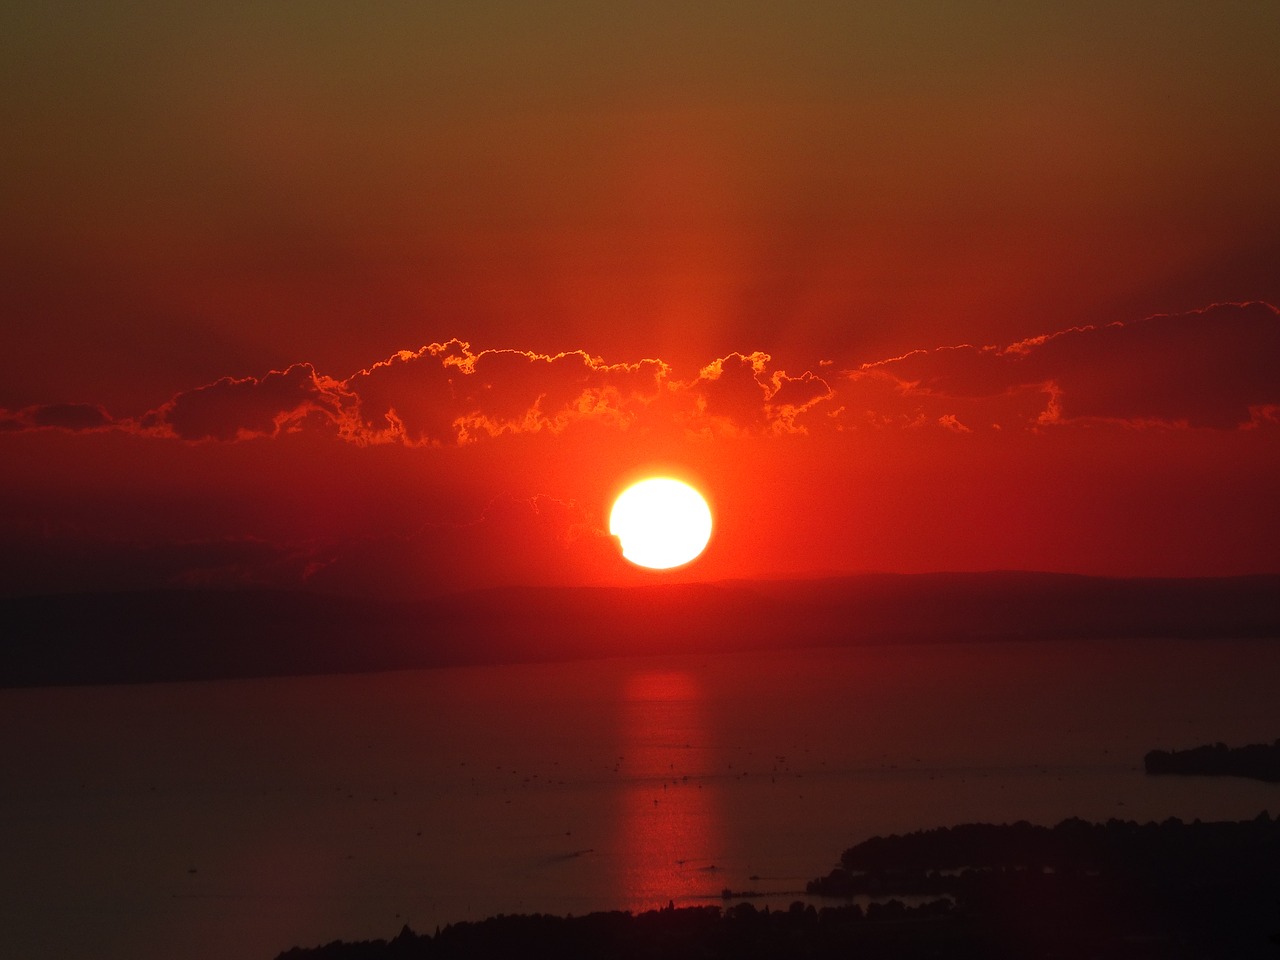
2;572;1277;686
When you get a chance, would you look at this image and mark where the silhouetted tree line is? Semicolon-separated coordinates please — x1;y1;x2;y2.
809;814;1280;957
278;815;1280;959
275;898;995;960
1145;739;1280;782
817;811;1279;880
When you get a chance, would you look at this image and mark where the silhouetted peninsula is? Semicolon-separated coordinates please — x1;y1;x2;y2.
1145;739;1280;782
277;815;1280;959
3;571;1278;686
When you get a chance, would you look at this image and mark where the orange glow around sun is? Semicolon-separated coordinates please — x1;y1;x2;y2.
609;478;713;570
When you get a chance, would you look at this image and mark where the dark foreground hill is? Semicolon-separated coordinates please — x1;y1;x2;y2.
3;571;1278;686
277;815;1280;960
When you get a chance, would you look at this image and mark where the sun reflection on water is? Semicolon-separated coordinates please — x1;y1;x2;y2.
615;671;722;909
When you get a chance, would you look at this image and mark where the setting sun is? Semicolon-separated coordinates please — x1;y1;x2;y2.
609;478;713;570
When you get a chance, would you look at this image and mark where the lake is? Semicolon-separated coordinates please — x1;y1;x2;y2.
3;638;1278;959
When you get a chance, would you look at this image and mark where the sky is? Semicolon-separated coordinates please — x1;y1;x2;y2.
2;1;1278;599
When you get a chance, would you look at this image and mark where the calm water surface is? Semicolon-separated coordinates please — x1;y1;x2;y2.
3;639;1278;959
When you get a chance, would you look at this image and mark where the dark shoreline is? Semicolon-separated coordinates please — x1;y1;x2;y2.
276;814;1280;959
1145;740;1280;783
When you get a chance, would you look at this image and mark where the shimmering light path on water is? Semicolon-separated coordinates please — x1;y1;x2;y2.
3;639;1279;960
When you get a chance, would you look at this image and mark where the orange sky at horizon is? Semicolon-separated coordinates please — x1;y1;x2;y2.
1;302;1277;596
1;2;1278;597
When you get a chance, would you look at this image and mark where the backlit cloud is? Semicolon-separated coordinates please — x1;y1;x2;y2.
339;342;672;446
667;352;835;437
3;303;1273;444
0;402;115;433
848;301;1280;430
140;364;352;441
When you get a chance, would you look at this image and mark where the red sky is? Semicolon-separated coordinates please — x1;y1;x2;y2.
2;3;1278;598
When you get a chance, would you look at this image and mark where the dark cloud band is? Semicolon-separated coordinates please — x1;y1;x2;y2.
3;302;1274;442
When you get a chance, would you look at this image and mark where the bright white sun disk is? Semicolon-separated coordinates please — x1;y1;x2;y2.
609;478;713;570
